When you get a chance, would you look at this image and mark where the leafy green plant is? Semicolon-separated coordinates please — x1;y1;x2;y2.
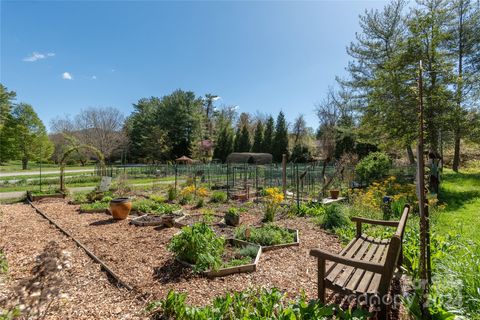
79;201;109;211
132;199;179;215
355;151;391;184
235;224;295;246
222;256;252;268
226;207;238;217
315;204;348;230
167;185;177;202
0;250;7;274
168;223;225;272
210;191;227;203
238;245;259;259
146;288;370;319
196;197;205;208
291;202;326;217
72;193;88;203
149;194;166;203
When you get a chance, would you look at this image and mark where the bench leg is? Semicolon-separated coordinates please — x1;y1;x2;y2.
377;304;388;320
317;258;325;303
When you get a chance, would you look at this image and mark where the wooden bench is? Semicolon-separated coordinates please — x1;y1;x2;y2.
310;204;410;318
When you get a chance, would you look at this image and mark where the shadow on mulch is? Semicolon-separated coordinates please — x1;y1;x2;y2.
325;277;403;320
153;258;194;284
90;218;118;226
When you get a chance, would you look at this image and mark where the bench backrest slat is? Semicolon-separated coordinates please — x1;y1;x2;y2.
378;204;410;296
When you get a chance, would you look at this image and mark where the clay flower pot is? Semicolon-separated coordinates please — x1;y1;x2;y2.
225;213;240;227
109;198;132;220
329;189;340;199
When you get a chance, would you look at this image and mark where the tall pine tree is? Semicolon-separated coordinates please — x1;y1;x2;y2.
213;124;234;162
236;124;251;152
272;111;289;162
262;116;275;154
251;121;264;152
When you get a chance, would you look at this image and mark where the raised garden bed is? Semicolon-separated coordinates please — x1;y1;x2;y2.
175;213;224;228
176;239;261;277
130;210;183;227
262;228;299;251
27;191;66;202
234;225;299;252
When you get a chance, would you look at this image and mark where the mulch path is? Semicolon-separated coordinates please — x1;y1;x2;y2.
0;199;406;318
0;202;144;320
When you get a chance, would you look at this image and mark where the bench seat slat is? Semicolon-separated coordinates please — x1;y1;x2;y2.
325;235;367;282
355;239;390;293
333;236;375;287
343;238;385;291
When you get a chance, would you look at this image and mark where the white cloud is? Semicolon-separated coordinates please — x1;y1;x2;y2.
62;72;73;80
23;51;55;62
91;75;97;80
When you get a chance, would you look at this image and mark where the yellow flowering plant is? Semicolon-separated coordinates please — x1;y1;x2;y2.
263;187;284;222
180;185;210;200
349;176;417;212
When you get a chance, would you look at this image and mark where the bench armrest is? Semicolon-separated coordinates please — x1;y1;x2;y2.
351;217;400;226
351;217;399;237
310;248;385;274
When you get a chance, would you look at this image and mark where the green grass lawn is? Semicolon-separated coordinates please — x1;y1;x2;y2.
437;169;480;243
432;168;480;318
0;176;177;193
0;160;95;173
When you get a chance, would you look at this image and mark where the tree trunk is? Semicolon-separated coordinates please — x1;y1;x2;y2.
452;132;461;172
406;145;416;165
22;158;28;170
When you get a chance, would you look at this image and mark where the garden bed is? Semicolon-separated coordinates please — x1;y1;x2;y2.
235;225;299;252
176;239;261;277
27;190;66;202
130;210;184;227
2;200;344;308
175;213;224;227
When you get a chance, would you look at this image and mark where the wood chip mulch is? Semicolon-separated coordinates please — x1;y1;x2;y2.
0;202;144;319
3;199;402;318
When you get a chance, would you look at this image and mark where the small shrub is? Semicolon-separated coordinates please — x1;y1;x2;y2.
179;196;190;205
102;196;113;203
168;223;224;272
316;204;348;230
263;187;284;222
72;193;88;203
196;198;204;208
291;202;325;217
226;207;238;217
210;191;227;203
355;151;391;184
149;194;166;203
235;224;295;246
167;186;177;202
238;245;259;259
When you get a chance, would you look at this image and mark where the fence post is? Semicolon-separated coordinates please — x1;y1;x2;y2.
282;154;287;196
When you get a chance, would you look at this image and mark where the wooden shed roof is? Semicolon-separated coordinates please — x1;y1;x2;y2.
226;153;273;165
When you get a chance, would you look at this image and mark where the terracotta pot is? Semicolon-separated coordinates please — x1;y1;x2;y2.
109;198;132;220
329;189;340;199
225;214;240;227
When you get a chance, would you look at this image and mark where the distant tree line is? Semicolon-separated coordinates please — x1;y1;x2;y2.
319;0;480;171
1;0;479;169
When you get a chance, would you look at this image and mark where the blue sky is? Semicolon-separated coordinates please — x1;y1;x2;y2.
1;0;388;131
